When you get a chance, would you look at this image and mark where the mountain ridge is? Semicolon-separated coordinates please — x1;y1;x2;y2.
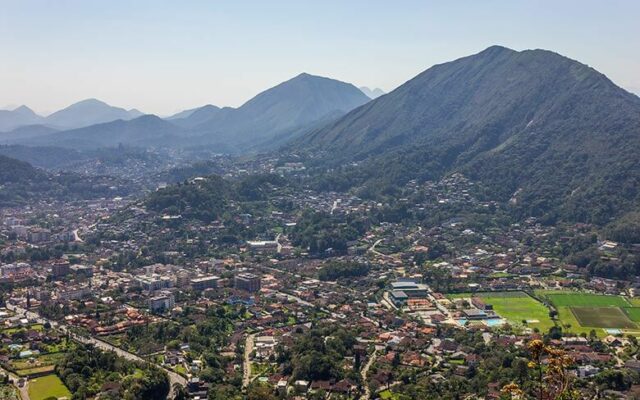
292;45;640;224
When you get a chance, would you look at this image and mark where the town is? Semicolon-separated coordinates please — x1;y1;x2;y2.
2;155;640;400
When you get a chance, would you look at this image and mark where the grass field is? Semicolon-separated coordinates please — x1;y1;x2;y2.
447;291;554;332
544;293;629;307
28;374;71;400
479;292;555;331
624;307;640;322
571;307;636;329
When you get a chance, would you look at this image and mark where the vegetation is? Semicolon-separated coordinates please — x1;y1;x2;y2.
293;46;640;226
55;343;169;400
318;261;370;281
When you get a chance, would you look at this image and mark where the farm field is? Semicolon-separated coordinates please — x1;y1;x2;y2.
28;374;72;400
538;292;640;334
571;307;636;329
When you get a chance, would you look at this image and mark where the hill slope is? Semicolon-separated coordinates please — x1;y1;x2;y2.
295;46;640;224
24;115;184;149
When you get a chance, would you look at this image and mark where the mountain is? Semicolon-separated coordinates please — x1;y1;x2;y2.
295;46;640;224
0;106;43;131
166;107;200;120
170;105;222;128
25;115;184;149
359;86;385;99
0;124;59;144
44;98;144;129
190;73;370;150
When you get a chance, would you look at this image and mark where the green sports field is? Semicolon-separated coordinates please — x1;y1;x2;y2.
571;306;636;329
480;292;555;331
624;307;640;322
544;293;630;307
28;374;72;400
447;291;554;331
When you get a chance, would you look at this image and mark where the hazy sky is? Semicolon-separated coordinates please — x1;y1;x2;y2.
2;1;639;115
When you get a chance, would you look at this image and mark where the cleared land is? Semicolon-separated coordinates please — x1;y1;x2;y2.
571;307;636;329
28;374;72;400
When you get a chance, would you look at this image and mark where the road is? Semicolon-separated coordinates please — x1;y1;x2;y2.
330;199;340;214
360;350;377;400
368;239;384;256
7;303;187;399
72;228;84;242
242;333;256;388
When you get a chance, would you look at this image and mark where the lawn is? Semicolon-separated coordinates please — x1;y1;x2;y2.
479;292;555;332
571;307;636;329
624;307;640;322
544;292;629;307
28;374;72;400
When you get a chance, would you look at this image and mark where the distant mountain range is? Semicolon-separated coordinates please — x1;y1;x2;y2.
293;45;640;224
0;99;144;132
359;86;385;99
8;73;370;152
0;106;43;132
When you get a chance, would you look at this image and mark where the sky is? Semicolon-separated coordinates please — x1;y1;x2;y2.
1;1;639;116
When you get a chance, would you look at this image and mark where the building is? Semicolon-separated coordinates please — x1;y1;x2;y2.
190;275;220;291
176;272;192;288
148;292;175;313
135;274;174;291
51;261;71;278
57;286;91;301
71;264;94;277
388;279;429;306
235;273;261;292
246;240;278;253
27;228;52;243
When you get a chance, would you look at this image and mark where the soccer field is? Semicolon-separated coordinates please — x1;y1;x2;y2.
571;307;637;329
479;292;554;331
624;307;640;322
545;292;630;307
